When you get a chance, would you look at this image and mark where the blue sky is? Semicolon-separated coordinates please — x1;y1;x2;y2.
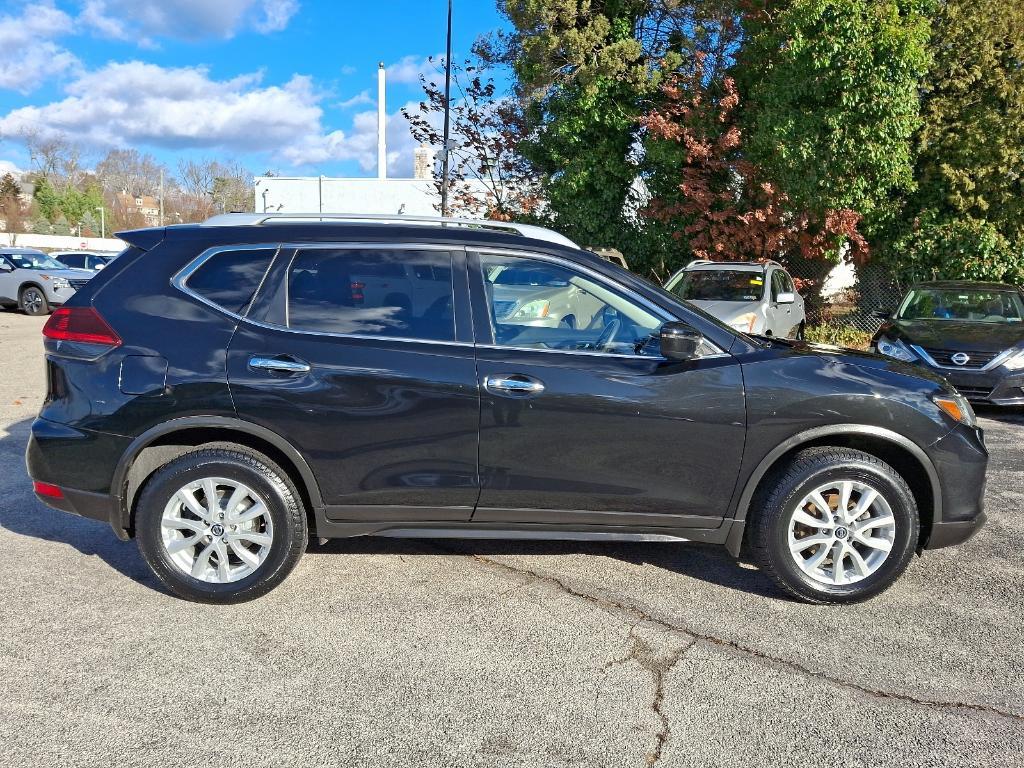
0;0;508;179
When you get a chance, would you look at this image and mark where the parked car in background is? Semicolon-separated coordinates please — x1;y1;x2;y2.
0;247;94;315
871;280;1024;405
51;251;115;272
664;260;806;338
27;213;986;606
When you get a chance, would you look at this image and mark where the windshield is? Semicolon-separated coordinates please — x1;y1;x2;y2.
4;252;67;271
898;288;1024;323
669;270;765;302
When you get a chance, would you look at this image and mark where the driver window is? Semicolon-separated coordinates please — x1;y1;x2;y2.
479;253;663;356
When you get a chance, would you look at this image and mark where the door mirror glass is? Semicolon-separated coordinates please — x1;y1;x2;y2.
776;291;795;305
0;262;12;273
660;322;704;361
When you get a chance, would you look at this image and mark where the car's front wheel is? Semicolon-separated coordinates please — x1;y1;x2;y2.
19;286;49;316
747;447;919;604
135;446;307;603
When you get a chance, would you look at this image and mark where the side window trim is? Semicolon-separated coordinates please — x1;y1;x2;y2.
242;242;474;347
172;243;282;319
468;248;726;358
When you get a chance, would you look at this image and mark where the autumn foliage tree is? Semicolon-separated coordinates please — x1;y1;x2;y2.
641;62;867;271
402;58;541;221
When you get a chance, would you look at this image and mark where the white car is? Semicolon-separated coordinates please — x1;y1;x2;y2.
664;260;806;338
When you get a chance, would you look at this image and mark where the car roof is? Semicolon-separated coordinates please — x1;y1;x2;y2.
0;247;46;255
117;220;593;264
911;280;1021;292
684;261;772;273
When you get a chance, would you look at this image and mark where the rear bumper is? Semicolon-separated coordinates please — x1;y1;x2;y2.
26;417;130;538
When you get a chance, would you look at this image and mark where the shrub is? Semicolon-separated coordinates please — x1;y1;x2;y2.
804;322;874;350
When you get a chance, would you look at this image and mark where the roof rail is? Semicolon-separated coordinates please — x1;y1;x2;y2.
199;212;580;250
685;258;783;270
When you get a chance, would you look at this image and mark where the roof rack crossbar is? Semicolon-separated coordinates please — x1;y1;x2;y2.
200;212;580;249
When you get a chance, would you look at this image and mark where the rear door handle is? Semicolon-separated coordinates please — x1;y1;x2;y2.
485;374;545;397
249;356;311;374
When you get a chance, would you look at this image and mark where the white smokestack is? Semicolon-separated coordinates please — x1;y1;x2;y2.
377;62;387;179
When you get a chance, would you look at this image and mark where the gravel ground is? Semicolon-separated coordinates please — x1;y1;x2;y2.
0;310;1021;767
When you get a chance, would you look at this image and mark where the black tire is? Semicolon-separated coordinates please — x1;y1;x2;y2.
135;445;307;603
747;447;919;604
19;285;49;316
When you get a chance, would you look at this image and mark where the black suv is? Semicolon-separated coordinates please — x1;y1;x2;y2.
27;214;988;604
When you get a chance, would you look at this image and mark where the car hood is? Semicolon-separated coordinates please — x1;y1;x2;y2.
688;299;759;321
18;268;94;280
492;285;562;302
884;319;1024;353
765;337;955;389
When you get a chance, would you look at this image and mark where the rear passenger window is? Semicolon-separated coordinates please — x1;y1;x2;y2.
287;249;455;341
187;248;276;314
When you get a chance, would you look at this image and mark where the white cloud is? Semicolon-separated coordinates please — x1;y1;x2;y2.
0;160;25;178
385;55;442;85
282;101;420;177
0;60;421;175
0;2;79;92
336;90;372;110
0;62;320;153
79;0;299;43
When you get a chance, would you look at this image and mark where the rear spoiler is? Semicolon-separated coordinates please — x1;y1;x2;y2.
115;227;167;251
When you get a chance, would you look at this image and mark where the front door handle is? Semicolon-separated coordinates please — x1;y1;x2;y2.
485;374;545;397
249;356;311;374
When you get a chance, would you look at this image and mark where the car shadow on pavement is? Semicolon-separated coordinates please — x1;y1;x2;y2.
310;537;782;599
0;418;160;590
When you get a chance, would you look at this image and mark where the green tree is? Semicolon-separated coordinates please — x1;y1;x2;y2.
736;0;931;220
33;177;62;222
877;0;1024;282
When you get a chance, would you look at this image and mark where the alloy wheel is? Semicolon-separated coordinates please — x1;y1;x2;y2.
161;477;274;583
22;289;44;314
787;480;896;586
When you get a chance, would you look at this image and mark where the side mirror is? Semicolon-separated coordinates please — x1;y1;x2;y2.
0;262;12;273
871;308;892;320
776;291;796;305
660;321;704;361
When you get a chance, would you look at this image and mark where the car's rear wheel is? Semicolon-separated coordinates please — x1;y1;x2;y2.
19;286;49;316
135;446;307;603
747;447;919;604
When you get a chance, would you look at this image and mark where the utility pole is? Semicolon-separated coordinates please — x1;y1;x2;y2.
440;0;453;218
159;168;165;226
95;206;105;239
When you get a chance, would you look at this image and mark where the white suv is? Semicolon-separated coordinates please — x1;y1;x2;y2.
664;260;806;338
0;248;94;316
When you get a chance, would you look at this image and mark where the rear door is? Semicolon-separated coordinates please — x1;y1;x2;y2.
227;243;481;523
469;249;747;529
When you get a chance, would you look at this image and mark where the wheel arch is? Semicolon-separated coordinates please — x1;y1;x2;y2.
725;425;940;557
112;417;324;539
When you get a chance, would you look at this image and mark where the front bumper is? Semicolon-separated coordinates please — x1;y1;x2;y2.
924;366;1024;406
922;424;988;550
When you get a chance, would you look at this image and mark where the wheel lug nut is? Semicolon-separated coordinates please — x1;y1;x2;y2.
221;537;228;543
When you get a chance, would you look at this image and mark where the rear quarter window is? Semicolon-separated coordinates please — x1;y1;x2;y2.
185;248;277;314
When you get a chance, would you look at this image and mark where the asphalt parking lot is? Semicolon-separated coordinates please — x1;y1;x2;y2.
0;310;1022;767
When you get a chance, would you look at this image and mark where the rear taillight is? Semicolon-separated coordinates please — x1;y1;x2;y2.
33;481;64;499
42;307;122;347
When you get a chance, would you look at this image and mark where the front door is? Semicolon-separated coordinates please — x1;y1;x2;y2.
228;244;480;522
469;251;747;529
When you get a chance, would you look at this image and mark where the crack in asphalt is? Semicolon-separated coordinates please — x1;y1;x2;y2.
603;624;698;765
453;550;1024;726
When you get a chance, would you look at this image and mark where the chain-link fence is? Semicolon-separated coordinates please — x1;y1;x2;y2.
788;260;907;344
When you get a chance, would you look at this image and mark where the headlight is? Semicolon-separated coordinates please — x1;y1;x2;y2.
44;276;71;290
512;300;551;320
1002;350;1024;371
933;393;977;427
876;337;917;362
729;312;757;332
